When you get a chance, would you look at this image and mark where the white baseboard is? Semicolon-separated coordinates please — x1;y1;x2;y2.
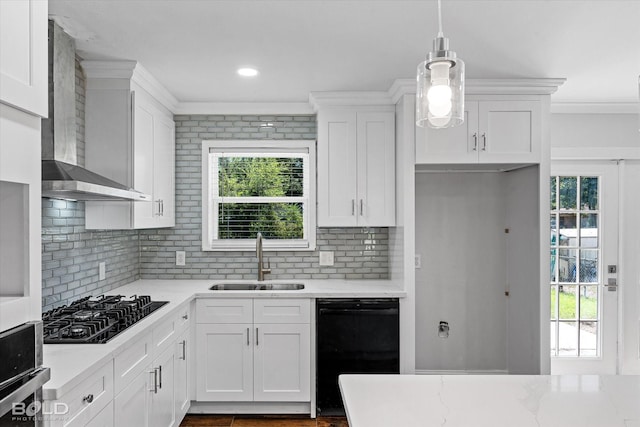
415;369;509;375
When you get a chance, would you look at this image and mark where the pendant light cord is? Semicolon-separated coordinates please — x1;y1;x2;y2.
437;0;443;37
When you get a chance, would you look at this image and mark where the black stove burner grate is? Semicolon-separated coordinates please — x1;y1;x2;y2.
42;295;168;344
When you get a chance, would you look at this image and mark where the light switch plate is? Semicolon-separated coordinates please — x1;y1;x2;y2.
176;251;186;266
99;262;106;280
319;251;334;266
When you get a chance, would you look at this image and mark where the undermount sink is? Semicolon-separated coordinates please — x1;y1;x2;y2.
209;283;305;291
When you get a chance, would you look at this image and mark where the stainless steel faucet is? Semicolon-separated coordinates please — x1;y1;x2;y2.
256;232;271;281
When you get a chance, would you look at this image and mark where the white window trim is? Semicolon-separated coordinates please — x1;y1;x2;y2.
201;140;316;251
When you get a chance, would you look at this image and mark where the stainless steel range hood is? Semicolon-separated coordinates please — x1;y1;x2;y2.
41;21;150;202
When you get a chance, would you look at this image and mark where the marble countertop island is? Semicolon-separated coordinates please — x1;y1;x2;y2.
339;374;640;427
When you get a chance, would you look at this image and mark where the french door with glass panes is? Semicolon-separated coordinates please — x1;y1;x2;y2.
550;161;619;374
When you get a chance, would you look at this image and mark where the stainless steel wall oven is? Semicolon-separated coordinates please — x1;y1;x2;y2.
0;322;50;427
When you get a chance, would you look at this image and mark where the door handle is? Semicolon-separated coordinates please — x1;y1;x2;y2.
149;369;158;393
481;133;487;151
472;133;478;151
180;340;187;360
351;199;355;216
158;365;162;389
246;328;250;346
360;199;364;216
256;327;259;346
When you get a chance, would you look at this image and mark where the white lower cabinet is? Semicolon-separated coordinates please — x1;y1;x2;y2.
114;368;149;427
174;329;190;422
196;299;311;404
45;361;114;427
253;323;311;402
112;302;192;427
149;345;176;427
84;402;114;427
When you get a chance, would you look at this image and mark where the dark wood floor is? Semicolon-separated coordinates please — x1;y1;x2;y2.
179;414;349;427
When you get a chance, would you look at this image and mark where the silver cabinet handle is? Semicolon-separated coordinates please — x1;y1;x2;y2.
359;199;364;216
155;200;161;216
256;327;259;346
82;394;94;404
246;328;250;346
472;133;478;151
351;199;355;216
149;369;158;393
158;365;162;389
180;340;187;360
160;199;164;216
481;133;487;151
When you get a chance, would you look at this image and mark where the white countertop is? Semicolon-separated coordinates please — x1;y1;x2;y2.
43;278;404;400
339;374;640;427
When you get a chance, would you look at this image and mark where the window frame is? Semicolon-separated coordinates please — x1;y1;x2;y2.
201;140;316;251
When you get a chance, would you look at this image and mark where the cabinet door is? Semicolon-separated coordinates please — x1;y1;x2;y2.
114;369;150;427
84;401;114;427
195;324;253;401
317;110;358;227
153;114;176;227
415;101;479;164
174;330;190;423
356;112;396;226
132;93;157;228
0;0;47;117
149;346;176;427
477;100;541;163
253;323;310;402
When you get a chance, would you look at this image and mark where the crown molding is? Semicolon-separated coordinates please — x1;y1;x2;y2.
387;78;566;101
388;79;416;104
308;91;393;111
551;102;639;114
80;60;179;113
552;147;640;160
80;60;137;79
175;102;313;115
131;63;179;113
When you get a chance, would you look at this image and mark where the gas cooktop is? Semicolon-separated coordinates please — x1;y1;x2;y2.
42;295;168;344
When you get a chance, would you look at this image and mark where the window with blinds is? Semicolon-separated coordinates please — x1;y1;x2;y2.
202;141;316;251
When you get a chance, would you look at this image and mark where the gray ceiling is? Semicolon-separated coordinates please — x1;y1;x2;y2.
49;0;640;105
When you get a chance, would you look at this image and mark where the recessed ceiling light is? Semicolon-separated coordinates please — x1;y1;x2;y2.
237;68;259;77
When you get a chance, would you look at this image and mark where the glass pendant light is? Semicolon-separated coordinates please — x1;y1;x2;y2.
416;0;465;129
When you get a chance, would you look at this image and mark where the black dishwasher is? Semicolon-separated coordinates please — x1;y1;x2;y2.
316;298;400;415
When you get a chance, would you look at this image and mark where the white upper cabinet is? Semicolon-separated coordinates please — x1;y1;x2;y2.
82;61;176;230
0;0;48;117
316;104;396;227
416;99;542;164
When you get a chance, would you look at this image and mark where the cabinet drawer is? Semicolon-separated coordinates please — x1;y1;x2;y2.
152;313;178;357
56;360;113;427
114;332;152;394
254;299;310;324
175;302;191;334
197;299;253;324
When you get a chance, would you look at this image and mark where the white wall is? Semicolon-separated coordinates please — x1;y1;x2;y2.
551;112;640;374
551;114;638;149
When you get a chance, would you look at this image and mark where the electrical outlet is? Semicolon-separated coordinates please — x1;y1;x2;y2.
415;254;421;269
176;251;186;266
319;251;334;266
99;262;106;280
